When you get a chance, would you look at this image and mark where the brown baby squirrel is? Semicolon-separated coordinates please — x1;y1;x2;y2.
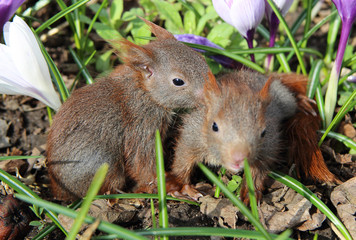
170;70;340;202
46;18;212;200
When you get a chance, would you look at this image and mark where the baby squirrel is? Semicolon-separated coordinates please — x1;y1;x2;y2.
46;18;212;200
171;70;339;202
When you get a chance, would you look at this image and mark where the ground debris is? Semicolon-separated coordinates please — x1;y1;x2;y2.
330;176;356;239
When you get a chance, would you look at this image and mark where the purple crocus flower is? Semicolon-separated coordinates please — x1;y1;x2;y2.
174;34;241;69
264;0;294;69
0;0;26;32
325;0;356;126
212;0;265;62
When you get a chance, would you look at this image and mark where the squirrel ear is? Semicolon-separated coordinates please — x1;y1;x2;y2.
259;75;274;101
203;71;220;104
138;16;176;40
118;39;153;65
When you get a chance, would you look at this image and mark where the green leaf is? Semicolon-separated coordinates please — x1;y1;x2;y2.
96;50;113;73
196;6;218;35
93;22;122;40
132;20;152;45
207;23;234;48
30;221;43;227
110;0;123;27
183;10;196;34
153;0;183;34
227;180;239;192
89;3;110;26
36;0;90;33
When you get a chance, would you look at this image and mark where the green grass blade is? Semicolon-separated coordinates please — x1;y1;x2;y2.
135;227;291;239
155;130;169;239
266;0;306;75
82;0;108;51
0;169;68;235
31;224;58;240
36;0;90;33
34;30;69;102
198;163;272;240
66;163;109;240
307;60;324;99
269;171;352;240
95;193;199;206
319;89;356;145
228;47;322;57
150;199;158;240
15;194;149;240
0;155;42;160
304;10;338;41
181;42;265;73
315;85;326;129
243;159;259;220
276;53;291;73
319;130;356;150
69;47;94;84
324;6;340;64
275;230;293;240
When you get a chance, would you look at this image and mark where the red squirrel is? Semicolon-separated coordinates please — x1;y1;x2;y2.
46;18;212;200
170;70;340;202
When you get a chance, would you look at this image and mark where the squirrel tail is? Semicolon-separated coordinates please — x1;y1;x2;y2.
285;109;340;184
278;74;341;184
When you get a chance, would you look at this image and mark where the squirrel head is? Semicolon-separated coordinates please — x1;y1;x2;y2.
118;17;212;109
202;72;285;172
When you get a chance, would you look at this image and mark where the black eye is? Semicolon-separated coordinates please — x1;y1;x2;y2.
173;78;185;86
212;122;219;132
261;128;266;137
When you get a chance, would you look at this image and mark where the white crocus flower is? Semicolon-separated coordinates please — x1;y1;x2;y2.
0;16;61;111
212;0;265;39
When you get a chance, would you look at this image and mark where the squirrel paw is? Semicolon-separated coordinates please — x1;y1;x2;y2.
240;184;263;206
297;95;317;116
169;184;203;201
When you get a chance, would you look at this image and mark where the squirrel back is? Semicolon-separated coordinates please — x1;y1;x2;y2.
47;18;212;200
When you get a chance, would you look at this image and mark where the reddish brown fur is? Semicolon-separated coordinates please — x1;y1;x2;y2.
278;74;340;184
170;70;339;203
47;19;212;200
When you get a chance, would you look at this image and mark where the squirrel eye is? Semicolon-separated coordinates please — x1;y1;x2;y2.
212;122;219;132
172;78;185;86
261;128;266;137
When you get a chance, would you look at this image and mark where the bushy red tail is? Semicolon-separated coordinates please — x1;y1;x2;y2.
277;74;340;184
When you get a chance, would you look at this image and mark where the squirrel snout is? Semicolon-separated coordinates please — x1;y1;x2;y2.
226;146;250;172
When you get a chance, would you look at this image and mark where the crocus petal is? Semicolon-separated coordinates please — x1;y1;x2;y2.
332;0;356;24
265;0;294;21
174;34;241;69
0;0;26;31
231;0;265;38
0;16;61;111
174;34;224;52
212;0;234;26
213;0;265;39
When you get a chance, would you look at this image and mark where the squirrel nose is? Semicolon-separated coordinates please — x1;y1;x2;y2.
227;146;250;172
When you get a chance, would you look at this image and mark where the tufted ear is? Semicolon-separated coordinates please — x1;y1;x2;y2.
259;76;274;102
117;39;154;78
138;16;176;40
203;71;220;105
